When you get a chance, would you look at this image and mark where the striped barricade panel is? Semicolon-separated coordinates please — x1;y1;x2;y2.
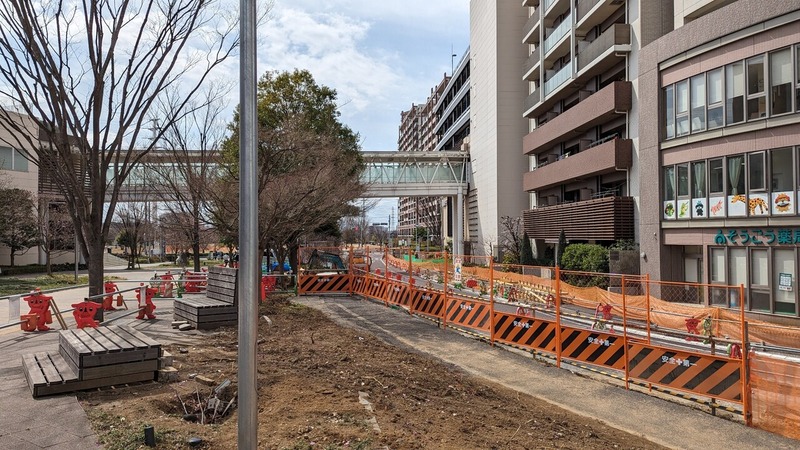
364;277;388;302
627;342;742;403
352;276;367;296
385;281;410;307
559;327;626;371
446;297;491;332
410;289;444;318
297;274;351;295
493;313;557;353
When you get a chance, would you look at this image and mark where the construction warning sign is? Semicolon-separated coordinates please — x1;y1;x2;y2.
627;341;742;402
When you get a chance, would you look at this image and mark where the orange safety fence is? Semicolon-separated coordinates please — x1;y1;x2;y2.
385;252;800;351
303;247;800;440
750;352;800;439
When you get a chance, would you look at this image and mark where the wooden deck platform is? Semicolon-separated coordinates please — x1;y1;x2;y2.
22;325;161;397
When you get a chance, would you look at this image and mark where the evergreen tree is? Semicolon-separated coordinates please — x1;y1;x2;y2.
520;232;534;266
556;229;567;268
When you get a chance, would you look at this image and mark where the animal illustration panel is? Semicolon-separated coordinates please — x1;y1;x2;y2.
692;198;707;218
708;197;725;218
772;191;795;215
663;200;676;219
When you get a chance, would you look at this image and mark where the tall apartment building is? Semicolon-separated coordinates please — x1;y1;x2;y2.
396;76;449;242
469;0;529;257
434;49;471;248
520;0;671;260
640;0;800;322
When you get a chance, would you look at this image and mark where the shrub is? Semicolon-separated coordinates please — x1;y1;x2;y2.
560;244;609;288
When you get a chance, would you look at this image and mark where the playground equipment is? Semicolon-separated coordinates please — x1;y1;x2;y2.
21;290;54;332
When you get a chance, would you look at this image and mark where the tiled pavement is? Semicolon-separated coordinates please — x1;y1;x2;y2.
0;280;200;450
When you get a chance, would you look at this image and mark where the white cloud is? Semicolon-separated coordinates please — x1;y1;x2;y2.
285;0;469;33
259;7;405;113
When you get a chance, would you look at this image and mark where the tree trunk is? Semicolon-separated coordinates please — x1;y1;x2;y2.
193;238;201;273
46;250;52;276
9;250;15;268
87;238;105;298
288;243;299;274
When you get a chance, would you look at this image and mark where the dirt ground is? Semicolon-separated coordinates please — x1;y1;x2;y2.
79;296;664;449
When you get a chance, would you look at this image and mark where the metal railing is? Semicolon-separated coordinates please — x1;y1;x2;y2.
543;13;571;54
544;61;572;96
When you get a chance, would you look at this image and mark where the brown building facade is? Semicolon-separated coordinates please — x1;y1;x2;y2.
640;1;800;322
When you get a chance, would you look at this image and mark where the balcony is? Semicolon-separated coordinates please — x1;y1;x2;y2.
577;23;631;73
523;10;541;44
523;81;631;155
522;0;540;7
523;46;541;81
543;0;570;22
522;137;632;192
576;0;626;37
523;25;630;119
524;89;542;113
544;61;572;96
523;195;635;242
543;13;571;56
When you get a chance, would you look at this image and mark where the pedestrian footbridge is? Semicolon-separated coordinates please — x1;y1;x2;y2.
359;151;469;198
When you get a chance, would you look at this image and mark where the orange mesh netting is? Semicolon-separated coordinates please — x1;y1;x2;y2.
750;353;800;439
386;255;800;350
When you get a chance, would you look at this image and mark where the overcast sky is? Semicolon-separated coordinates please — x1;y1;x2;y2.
253;0;470;225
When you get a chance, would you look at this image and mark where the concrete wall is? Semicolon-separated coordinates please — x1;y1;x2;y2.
469;0;529;256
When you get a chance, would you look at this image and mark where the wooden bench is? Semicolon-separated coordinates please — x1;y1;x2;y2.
173;266;238;330
22;325;161;397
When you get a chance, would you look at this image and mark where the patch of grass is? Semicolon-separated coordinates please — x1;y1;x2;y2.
86;410;188;450
283;439;372;450
0;274;89;297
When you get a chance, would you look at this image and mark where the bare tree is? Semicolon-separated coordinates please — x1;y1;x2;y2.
211;122;364;271
148;85;229;271
499;216;524;263
37;197;75;275
0;0;239;295
116;203;154;270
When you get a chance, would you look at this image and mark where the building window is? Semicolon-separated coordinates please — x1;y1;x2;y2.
750;248;770;311
664;166;675;200
663;165;676;219
690;74;706;132
726;61;745;125
665;85;675;139
0;146;28;172
773;249;797;315
677;163;690;218
770;47;793;115
728;155;745;196
677;164;689;197
707;68;724;129
747;56;766;120
796;45;800;111
772;147;794;215
772;148;794;190
709;158;724;194
691;161;707;218
730;248;747;308
748;152;766;191
675;80;689;136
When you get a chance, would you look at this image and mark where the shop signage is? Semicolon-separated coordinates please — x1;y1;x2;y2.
714;229;800;246
779;273;793;292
